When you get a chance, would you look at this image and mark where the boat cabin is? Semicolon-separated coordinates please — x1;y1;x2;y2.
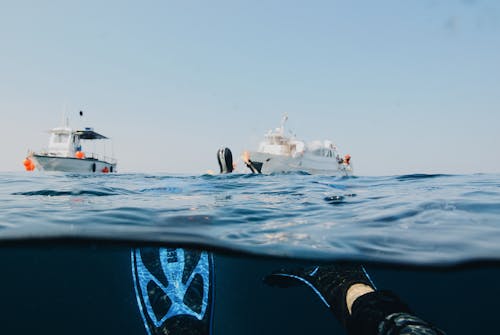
308;140;338;158
47;126;79;157
46;126;108;158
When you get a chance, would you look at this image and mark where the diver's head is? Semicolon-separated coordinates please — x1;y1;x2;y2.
217;147;234;174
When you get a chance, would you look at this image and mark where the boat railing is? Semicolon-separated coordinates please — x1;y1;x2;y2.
86;152;117;164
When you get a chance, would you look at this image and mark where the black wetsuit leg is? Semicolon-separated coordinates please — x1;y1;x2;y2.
347;291;446;335
245;160;262;174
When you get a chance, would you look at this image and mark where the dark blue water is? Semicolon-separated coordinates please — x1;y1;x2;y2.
1;172;499;334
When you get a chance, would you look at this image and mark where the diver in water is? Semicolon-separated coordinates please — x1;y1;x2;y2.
265;263;446;335
217;147;234;174
217;147;262;174
242;150;262;174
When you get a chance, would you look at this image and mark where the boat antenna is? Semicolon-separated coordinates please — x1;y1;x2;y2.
60;103;71;128
280;113;288;134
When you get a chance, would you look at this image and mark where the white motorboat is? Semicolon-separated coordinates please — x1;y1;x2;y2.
24;120;117;173
245;115;353;175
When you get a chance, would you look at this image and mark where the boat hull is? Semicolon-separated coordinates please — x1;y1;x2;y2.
32;154;117;173
248;151;352;176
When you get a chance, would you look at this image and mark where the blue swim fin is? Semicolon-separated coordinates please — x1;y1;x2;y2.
132;248;214;335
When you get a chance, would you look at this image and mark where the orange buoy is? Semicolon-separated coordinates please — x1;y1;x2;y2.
102;166;109;173
75;151;85;159
23;158;35;171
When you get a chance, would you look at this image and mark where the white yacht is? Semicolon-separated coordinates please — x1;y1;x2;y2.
245;115;353;175
25;120;117;173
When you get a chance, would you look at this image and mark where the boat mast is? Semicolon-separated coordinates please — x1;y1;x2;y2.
279;113;288;135
60;103;69;128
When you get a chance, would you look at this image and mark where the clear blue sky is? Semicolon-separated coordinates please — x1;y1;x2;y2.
1;0;499;175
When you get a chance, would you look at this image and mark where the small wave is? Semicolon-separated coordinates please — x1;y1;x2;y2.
396;173;452;181
269;171;311;176
12;188;131;196
371;209;421;223
138;187;183;194
201;173;263;180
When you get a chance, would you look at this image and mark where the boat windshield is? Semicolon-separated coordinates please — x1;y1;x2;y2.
266;134;287;145
52;133;70;144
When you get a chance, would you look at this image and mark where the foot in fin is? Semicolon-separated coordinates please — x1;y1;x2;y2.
246;160;262;174
264;263;375;327
242;151;262;174
217;147;233;174
132;248;214;335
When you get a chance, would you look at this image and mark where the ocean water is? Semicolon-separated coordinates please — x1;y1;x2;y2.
1;172;499;334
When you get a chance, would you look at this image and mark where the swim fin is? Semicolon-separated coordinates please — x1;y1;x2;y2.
132;248;215;335
264;263;375;328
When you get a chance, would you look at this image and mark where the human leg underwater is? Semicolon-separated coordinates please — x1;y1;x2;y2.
264;263;445;335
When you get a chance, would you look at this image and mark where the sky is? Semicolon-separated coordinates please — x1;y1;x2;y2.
1;0;499;176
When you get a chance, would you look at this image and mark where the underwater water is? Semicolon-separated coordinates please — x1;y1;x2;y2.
1;172;499;334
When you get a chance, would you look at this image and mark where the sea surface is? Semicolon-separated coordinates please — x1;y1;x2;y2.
1;172;499;334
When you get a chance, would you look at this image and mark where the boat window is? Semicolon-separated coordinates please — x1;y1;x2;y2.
53;133;69;143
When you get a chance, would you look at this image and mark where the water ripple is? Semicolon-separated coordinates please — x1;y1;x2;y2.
1;172;500;265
